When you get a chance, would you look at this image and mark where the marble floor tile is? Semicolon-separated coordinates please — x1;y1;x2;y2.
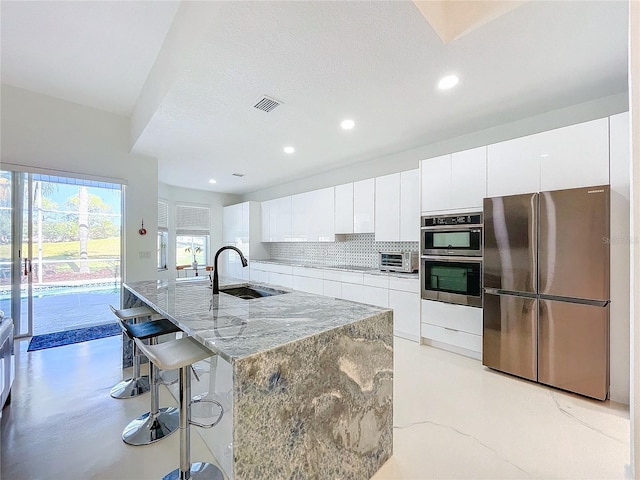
0;334;631;479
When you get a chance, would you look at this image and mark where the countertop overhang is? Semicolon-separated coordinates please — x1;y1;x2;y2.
123;277;392;364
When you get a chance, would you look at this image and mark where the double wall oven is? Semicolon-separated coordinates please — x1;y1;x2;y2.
421;213;483;307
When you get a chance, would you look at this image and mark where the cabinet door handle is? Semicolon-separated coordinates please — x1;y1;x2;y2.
444;327;459;333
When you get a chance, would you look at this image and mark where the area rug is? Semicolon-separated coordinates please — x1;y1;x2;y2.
27;322;121;352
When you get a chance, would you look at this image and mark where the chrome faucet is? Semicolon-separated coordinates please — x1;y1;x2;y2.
211;246;248;294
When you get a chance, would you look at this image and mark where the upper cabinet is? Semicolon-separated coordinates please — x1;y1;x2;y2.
375;169;419;242
399;169;419;241
262;188;334;242
353;179;375;233
487;118;609;197
335;183;354;234
307;187;335;241
421;147;486;213
222;201;267;280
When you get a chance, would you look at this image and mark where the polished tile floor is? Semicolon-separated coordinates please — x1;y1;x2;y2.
1;335;631;479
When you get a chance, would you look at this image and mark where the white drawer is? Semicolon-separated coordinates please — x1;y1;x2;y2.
322;269;342;282
292;266;323;279
389;276;420;293
323;280;342;298
250;269;268;284
421;299;482;335
249;261;269;272
363;273;389;288
269;264;293;275
421;323;482;353
342;282;364;302
269;272;293;288
362;285;388;307
292;276;323;295
340;271;364;285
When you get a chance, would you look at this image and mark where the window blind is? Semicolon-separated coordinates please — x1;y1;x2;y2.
175;204;210;234
158;200;169;231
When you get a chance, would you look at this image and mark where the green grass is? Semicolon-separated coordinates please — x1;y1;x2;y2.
0;237;120;260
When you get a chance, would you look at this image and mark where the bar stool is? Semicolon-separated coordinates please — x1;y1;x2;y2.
121;318;183;446
135;336;224;480
109;305;156;399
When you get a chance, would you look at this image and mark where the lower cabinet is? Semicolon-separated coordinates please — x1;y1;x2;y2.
389;289;420;342
421;299;482;359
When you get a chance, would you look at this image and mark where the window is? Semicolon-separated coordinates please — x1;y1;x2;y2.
157;200;168;270
175;203;210;267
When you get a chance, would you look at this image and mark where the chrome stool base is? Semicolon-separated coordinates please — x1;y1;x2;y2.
162;462;224;480
122;407;179;446
110;375;150;399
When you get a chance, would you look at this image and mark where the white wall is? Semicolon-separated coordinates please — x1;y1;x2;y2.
1;84;158;283
157;182;240;280
241;93;628;202
630;0;640;475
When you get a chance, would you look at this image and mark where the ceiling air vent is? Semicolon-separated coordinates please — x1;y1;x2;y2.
253;96;281;112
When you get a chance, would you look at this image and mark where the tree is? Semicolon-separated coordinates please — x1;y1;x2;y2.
78;186;89;273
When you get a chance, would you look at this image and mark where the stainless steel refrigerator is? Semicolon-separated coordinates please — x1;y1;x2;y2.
482;185;610;400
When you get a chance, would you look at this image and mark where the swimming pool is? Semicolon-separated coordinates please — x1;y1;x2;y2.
0;281;121;300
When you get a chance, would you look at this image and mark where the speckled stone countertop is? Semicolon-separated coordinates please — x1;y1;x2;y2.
123;277;391;364
251;259;419;278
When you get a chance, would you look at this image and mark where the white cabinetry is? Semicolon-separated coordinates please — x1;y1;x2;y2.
421;300;482;359
421;147;486;213
421;154;451;212
389;276;420;342
539;118;609;191
221;202;267;280
400;169;420;241
375;173;400;241
335;183;354;234
353;179;375;233
307;187;335;242
262;188;334;242
375;169;419;241
487;118;609;197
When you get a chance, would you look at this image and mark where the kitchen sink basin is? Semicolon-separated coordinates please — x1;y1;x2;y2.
219;285;288;300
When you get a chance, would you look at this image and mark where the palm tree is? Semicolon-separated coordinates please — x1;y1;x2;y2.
78;186;89;273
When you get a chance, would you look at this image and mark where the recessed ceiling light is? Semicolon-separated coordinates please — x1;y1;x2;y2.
284;146;295;154
438;75;459;90
341;119;355;130
208;179;217;184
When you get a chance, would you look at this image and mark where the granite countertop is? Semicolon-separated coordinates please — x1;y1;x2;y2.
123;278;391;364
252;259;419;279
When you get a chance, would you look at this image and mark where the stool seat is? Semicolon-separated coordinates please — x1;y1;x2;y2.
123;318;181;340
110;305;155;321
135;336;213;372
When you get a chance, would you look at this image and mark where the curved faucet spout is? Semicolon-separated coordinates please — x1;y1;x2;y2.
212;246;248;294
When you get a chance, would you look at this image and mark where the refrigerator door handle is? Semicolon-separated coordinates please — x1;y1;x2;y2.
484;288;538;299
538;294;609;307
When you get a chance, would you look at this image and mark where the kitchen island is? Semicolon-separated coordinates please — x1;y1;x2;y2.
123;277;393;480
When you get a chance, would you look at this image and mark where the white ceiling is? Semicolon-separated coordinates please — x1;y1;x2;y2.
0;1;629;195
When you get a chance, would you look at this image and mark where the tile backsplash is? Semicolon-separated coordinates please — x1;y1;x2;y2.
267;233;419;268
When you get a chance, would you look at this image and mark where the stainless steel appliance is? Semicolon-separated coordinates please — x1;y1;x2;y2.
482;185;610;400
421;212;483;307
421;256;482;307
421;213;483;257
379;251;418;273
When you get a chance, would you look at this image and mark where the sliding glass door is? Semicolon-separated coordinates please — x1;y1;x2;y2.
1;169;123;338
0;171;33;338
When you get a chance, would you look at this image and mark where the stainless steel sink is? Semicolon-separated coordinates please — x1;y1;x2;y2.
219;285;288;300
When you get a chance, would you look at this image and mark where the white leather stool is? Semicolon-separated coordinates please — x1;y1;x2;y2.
135;336;224;480
109;305;155;399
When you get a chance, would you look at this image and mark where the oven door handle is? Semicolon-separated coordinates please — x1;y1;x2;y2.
421;225;482;231
421;255;483;263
